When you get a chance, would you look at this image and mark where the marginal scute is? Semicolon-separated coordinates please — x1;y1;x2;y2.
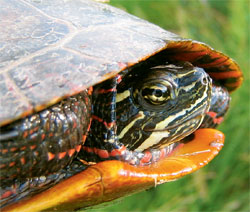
163;40;243;91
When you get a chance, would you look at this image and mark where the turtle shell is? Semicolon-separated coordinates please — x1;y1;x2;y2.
0;0;244;211
0;0;242;127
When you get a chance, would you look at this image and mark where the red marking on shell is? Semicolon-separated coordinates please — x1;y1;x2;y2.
140;151;152;164
76;145;82;152
48;152;55;161
10;147;17;152
58;152;67;160
68;149;76;157
225;81;242;88
9;162;16;167
97;88;116;94
1;190;14;199
200;56;229;68
209;70;242;79
30;145;36;150
2;149;8;154
110;145;126;157
20;157;25;165
49;133;53;137
97;149;109;159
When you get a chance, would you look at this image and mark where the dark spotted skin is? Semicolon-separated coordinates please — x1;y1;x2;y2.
0;92;91;207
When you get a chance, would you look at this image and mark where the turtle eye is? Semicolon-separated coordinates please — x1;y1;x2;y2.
141;82;173;105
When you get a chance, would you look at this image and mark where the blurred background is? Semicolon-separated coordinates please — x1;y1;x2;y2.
88;0;249;211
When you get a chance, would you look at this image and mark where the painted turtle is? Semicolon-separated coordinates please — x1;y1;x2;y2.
0;0;243;211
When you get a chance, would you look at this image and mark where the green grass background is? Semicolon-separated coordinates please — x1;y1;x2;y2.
87;0;249;211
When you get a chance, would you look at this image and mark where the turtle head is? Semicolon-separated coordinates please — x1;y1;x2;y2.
116;62;212;151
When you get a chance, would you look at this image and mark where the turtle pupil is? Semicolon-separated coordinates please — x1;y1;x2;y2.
154;89;163;97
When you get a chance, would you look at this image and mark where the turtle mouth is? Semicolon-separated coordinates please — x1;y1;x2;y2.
143;114;204;132
137;114;204;151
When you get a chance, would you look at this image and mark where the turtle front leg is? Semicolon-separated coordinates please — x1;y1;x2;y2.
0;91;91;180
0;91;91;207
